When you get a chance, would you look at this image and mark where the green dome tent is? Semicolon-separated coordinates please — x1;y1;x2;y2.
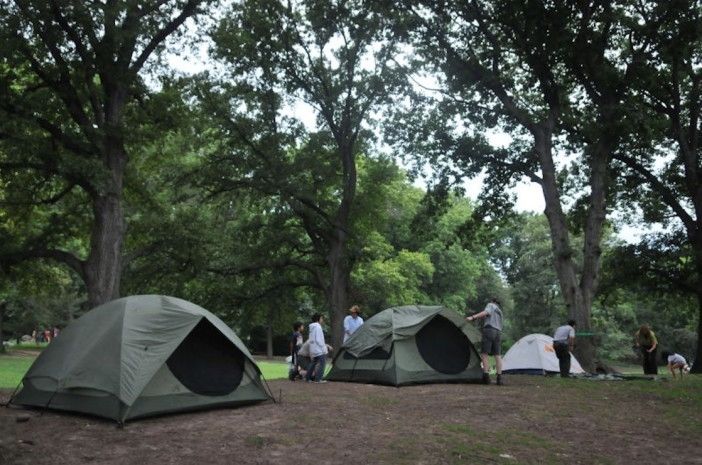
9;295;270;423
326;305;483;386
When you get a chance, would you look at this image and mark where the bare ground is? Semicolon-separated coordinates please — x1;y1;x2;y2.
1;375;701;465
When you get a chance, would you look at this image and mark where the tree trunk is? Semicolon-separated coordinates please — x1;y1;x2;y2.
266;307;274;358
84;136;127;309
692;291;702;373
0;302;5;354
328;233;350;351
535;129;599;371
84;194;125;308
690;240;702;373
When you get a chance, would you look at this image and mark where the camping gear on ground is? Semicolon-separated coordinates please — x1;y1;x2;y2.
9;295;270;423
502;333;585;375
326;305;483;386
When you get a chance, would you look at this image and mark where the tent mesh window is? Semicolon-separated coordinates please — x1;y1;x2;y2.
415;315;471;374
166;318;245;396
342;346;392;360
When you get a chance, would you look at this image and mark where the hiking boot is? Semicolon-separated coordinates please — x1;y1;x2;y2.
482;372;491;385
496;374;504;386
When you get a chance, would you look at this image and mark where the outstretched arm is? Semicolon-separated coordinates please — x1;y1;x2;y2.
466;310;488;321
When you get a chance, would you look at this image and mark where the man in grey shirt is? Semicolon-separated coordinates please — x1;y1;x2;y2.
552;319;576;378
466;298;504;385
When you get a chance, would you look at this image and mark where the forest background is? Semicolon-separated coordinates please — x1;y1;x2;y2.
0;0;699;371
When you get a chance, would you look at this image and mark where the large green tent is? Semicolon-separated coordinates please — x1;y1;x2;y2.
326;305;483;386
10;295;270;423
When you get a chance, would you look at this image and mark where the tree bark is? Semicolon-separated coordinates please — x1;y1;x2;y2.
83;194;124;308
535;128;601;371
266;323;274;359
327;231;351;351
0;302;5;354
83;133;127;308
692;291;702;373
691;241;702;373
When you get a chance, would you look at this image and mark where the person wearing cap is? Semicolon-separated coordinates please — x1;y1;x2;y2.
553;319;576;378
466;298;504;385
343;305;364;343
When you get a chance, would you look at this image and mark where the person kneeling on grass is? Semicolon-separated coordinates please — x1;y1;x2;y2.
661;351;691;379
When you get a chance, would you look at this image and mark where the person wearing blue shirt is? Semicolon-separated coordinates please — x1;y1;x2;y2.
343;305;364;343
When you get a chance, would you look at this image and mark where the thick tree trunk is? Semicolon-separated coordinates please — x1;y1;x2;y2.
84;136;126;308
570;291;597;373
0;302;5;354
266;324;274;359
536;130;600;372
328;233;351;351
691;239;702;373
84;194;125;308
692;292;702;373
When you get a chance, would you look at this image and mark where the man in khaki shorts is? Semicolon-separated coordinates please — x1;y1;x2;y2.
466;298;504;385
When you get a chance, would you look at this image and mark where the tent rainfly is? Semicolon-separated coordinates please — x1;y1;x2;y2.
326;305;483;386
502;333;586;375
9;295;270;423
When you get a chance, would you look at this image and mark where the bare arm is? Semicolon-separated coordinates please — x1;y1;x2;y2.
466;310;488;321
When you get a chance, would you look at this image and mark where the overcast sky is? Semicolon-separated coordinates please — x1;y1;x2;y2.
163;29;660;245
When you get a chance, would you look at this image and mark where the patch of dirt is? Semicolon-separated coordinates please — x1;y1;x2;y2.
1;376;700;465
3;351;40;358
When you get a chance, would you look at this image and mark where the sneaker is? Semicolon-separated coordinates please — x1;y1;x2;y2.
496;374;504;386
314;380;328;384
482;372;491;385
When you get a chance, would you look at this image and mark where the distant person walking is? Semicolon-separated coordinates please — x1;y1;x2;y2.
305;314;332;383
466;298;504;385
661;351;691;379
553;320;576;378
343;305;364;343
634;324;658;375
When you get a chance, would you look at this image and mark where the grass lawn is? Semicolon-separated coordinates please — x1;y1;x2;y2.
0;354;34;390
0;350;665;389
0;352;293;389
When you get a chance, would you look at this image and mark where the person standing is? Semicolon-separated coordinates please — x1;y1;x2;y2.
305;313;332;383
466;298;504;385
634;324;658;375
553;320;576;378
343;305;364;343
288;322;304;380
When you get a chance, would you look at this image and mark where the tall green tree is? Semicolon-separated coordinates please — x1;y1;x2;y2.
207;0;403;347
610;1;702;371
0;0;209;307
389;0;640;369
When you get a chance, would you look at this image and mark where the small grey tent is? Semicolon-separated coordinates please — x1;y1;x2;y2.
326;305;483;386
10;295;270;423
502;333;585;375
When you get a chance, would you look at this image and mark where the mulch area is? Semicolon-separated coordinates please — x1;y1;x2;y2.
1;376;700;465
